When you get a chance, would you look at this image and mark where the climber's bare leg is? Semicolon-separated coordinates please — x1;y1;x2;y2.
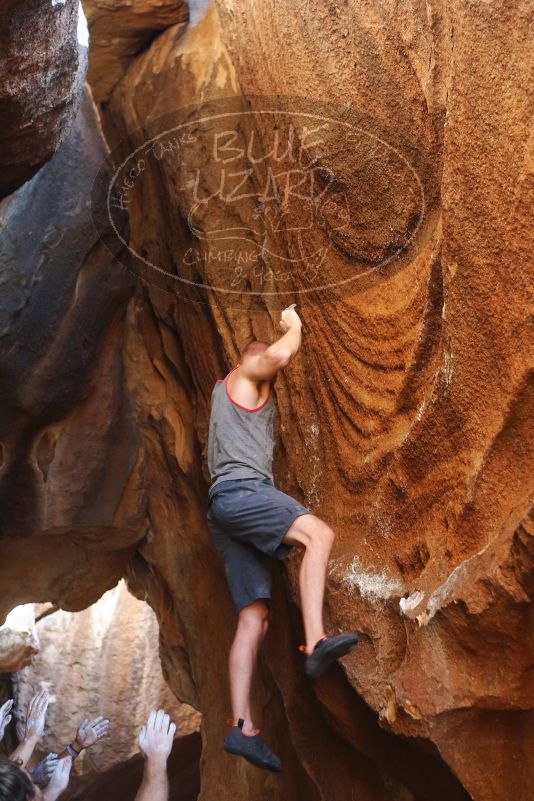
282;514;334;654
228;599;269;735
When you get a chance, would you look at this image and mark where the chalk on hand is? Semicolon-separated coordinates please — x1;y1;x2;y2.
285;303;297;311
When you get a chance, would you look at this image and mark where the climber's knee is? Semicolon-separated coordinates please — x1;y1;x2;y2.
283;514;335;550
237;599;269;640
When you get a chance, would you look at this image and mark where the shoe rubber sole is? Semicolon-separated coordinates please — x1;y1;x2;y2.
224;741;282;772
306;632;359;679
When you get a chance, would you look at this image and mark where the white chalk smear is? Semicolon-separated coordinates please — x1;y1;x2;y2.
340;557;404;601
399;590;425;615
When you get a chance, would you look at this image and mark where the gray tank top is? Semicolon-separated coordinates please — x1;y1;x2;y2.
207;366;275;495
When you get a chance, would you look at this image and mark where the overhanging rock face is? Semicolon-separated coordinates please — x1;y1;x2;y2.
0;1;532;800
83;0;189;103
0;0;87;199
95;2;533;799
0;89;143;616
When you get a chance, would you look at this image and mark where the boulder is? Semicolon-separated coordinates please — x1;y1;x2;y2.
98;2;533;800
0;605;38;673
83;0;188;103
0;89;143;618
0;0;87;198
0;1;531;800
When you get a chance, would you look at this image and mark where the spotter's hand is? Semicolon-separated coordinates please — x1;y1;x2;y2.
0;699;13;742
138;709;176;763
44;756;72;799
23;688;49;742
75;716;110;749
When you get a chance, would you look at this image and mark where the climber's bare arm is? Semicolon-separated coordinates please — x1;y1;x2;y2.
135;709;176;801
240;307;302;382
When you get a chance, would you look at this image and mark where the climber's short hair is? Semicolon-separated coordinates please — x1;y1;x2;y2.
0;757;37;801
241;340;271;358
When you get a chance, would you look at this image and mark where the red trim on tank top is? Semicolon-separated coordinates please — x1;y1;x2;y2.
225;364;271;413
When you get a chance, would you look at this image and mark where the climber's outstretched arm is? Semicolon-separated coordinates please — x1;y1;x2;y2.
240;307;302;382
135;709;176;801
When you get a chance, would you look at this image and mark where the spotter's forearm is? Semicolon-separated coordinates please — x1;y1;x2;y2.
9;736;39;768
134;759;169;801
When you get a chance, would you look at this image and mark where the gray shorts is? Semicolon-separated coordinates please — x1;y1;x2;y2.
207;477;310;613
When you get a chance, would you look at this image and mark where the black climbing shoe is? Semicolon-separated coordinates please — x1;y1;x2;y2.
300;633;359;679
224;719;282;772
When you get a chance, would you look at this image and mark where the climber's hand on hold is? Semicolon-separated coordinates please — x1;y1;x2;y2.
0;698;13;741
279;304;301;333
241;304;302;382
138;709;176;766
42;756;72;801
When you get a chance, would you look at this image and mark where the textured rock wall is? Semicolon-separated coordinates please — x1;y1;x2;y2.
92;1;533;800
14;582;200;799
0;87;145;620
0;0;86;198
83;0;188;103
0;1;531;801
0;605;38;673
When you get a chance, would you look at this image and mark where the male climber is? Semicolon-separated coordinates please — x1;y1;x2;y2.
206;305;358;772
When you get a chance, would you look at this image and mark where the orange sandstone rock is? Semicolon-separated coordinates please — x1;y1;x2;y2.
97;2;533;799
0;1;531;800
